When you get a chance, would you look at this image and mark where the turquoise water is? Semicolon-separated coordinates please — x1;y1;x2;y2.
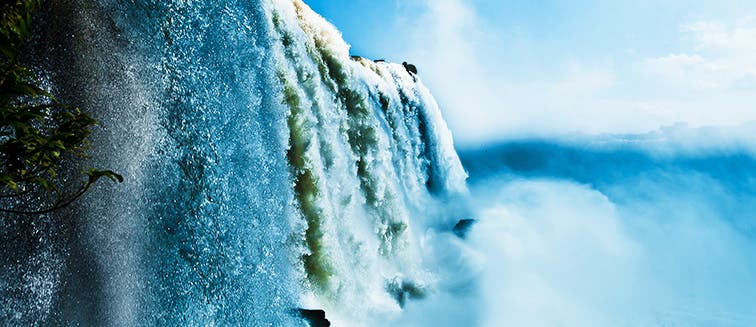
2;1;755;326
1;0;466;325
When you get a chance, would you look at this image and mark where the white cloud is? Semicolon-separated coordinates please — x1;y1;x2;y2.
686;18;756;52
644;18;756;91
397;1;756;145
401;0;629;144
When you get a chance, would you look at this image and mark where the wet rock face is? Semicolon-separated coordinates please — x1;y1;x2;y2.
453;219;477;238
387;279;427;308
402;61;418;75
295;309;330;327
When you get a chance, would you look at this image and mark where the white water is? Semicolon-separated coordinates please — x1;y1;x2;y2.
2;0;470;325
269;1;467;323
5;1;756;326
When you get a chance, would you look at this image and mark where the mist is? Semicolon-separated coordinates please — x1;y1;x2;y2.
395;127;756;326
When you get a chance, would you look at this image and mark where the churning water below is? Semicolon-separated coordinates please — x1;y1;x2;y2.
455;135;756;326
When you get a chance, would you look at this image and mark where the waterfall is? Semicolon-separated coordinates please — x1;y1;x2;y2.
1;0;467;325
270;1;468;323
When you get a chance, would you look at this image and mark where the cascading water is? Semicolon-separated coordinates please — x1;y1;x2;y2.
270;2;467;321
1;0;467;325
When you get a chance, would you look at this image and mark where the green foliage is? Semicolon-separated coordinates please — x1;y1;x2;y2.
1;0;122;215
1;0;38;62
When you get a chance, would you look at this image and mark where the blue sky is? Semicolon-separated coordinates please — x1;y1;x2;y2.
306;0;756;145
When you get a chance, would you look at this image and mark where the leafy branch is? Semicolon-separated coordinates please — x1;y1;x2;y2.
1;0;122;215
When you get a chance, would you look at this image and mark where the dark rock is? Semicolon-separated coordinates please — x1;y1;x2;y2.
453;219;477;238
294;309;330;327
402;61;418;75
350;55;363;61
374;59;385;63
387;279;426;308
